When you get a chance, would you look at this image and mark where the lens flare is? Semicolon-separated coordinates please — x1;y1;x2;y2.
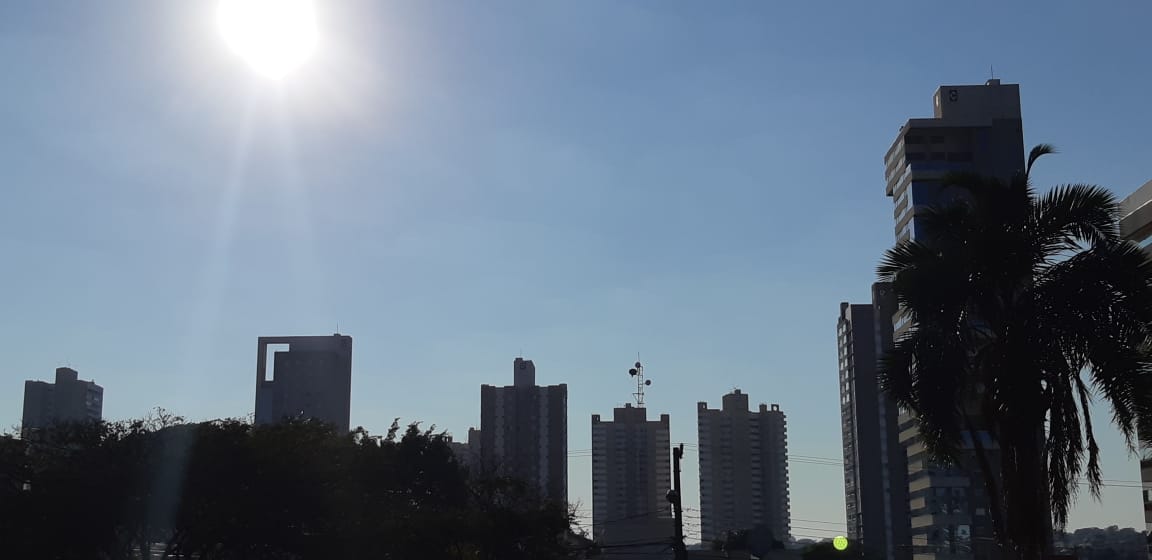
217;0;318;79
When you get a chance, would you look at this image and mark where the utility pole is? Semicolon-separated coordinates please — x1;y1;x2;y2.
669;443;687;560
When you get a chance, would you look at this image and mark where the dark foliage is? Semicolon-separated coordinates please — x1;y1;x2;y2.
801;541;882;560
0;416;574;560
877;145;1152;560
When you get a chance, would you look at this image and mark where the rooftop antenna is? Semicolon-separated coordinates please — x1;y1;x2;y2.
628;356;651;408
990;64;995;80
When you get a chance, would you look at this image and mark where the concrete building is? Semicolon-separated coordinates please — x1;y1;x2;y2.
477;357;567;503
22;367;103;437
448;428;481;468
696;390;790;544
838;284;910;560
1119;179;1152;549
591;403;672;543
883;80;1026;560
1120;180;1152;247
254;334;352;434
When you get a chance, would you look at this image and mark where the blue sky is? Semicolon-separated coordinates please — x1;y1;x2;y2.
3;0;1152;540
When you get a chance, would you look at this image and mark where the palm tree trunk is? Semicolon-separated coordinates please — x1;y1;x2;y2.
964;413;1009;559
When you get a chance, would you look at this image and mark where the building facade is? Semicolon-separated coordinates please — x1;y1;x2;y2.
477;358;568;503
1119;179;1152;552
591;403;672;542
883;80;1026;560
254;334;353;434
22;367;104;437
697;390;790;544
838;284;910;560
448;428;481;468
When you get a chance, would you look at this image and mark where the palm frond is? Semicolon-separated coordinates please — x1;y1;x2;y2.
876;241;936;282
1075;376;1103;498
1027;144;1057;177
1034;184;1120;248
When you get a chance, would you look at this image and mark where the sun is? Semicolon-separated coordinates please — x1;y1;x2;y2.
217;0;318;79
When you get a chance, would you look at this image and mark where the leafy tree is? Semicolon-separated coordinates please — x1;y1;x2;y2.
710;527;783;555
0;416;575;560
877;145;1152;559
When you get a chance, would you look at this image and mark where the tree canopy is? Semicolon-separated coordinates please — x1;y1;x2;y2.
0;415;576;560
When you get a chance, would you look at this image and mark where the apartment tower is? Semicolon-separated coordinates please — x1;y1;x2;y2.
254;334;353;433
838;283;910;560
883;80;1025;560
697;390;791;544
1119;179;1152;552
476;357;568;503
591;403;673;543
22;367;104;438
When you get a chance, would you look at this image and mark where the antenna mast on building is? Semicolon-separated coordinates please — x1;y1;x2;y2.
628;359;651;407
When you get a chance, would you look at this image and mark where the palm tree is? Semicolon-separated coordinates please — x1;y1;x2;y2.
877;145;1152;560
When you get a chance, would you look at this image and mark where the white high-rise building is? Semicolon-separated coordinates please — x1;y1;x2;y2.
591;403;672;545
697;390;790;544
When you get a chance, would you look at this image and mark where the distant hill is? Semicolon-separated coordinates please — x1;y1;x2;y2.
1056;526;1147;560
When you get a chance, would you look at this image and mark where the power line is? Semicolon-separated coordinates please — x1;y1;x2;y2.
572;510;672;527
794;518;847;526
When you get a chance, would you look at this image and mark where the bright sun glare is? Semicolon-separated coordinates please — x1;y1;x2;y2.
217;0;318;79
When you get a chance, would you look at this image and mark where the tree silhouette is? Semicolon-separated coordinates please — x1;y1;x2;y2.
878;145;1152;559
0;417;575;559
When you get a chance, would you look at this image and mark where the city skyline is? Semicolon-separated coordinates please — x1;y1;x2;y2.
4;0;1152;541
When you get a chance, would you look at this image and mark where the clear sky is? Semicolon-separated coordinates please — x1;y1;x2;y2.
3;0;1152;542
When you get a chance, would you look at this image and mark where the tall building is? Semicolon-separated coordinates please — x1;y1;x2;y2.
696;390;790;544
448;428;482;468
1120;179;1152;247
591;403;672;542
22;367;104;437
883;80;1025;560
477;357;568;503
838;284;910;560
254;334;353;434
1119;179;1152;550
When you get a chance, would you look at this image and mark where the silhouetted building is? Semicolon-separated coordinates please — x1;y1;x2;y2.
448;429;480;467
591;403;672;541
254;334;352;434
697;390;790;544
1119;179;1152;548
449;427;483;468
21;367;103;437
838;284;910;560
883;80;1026;560
477;358;567;502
